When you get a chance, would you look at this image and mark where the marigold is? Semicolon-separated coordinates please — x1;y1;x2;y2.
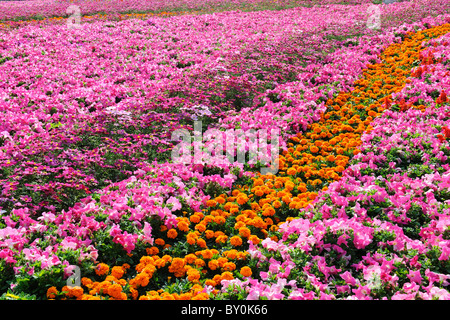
215;235;228;244
155;258;167;268
222;262;236;272
107;283;123;299
253;178;264;186
146;246;159;256
254;188;264;197
214;216;226;225
110;266;125;279
215;196;226;204
95;263;109;276
195;223;206;232
195;259;206;268
187;268;201;283
206;199;217;207
197;238;207;248
249;235;260;245
194;249;210;260
286;167;297;176
238;227;251;238
221;271;234;281
177;220;190;232
205;279;216;287
201;229;213;240
236;194;249;205
270;200;281;210
46;286;58;299
208;259;220;270
190;214;201;224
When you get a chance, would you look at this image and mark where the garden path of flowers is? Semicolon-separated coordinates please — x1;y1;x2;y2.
51;21;450;300
1;0;450;300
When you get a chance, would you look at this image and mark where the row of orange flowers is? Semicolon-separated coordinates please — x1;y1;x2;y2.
48;23;450;300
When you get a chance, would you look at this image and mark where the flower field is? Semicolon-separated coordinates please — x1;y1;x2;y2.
1;0;450;300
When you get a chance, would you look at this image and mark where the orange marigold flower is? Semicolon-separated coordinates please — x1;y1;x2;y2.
236;194;249;205
206;199;217;207
46;286;58;299
253;178;264;186
108;283;123;299
238;226;251;238
249;235;260;245
208;259;220;270
273;200;282;209
213;216;226;225
81;277;93;288
310;145;319;153
190;214;201;224
240;266;252;277
195;223;207;233
167;228;178;239
230;236;243;247
215;235;228;244
177;220;190;232
146;246;159;256
185;253;197;264
110;266;125;279
187;236;196;245
195;258;206;268
95;263;109;276
222;262;236;271
155;258;167;268
154;238;165;246
221;271;234;281
122;263;131;270
215;196;226;204
286;167;297;176
169;258;185;273
187;268;201;283
205;229;215;239
205;279;216;287
197;238;207;248
198;249;213;260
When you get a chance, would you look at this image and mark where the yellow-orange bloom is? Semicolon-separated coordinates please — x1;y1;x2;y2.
46;286;58;299
167;229;178;239
230;236;243;247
